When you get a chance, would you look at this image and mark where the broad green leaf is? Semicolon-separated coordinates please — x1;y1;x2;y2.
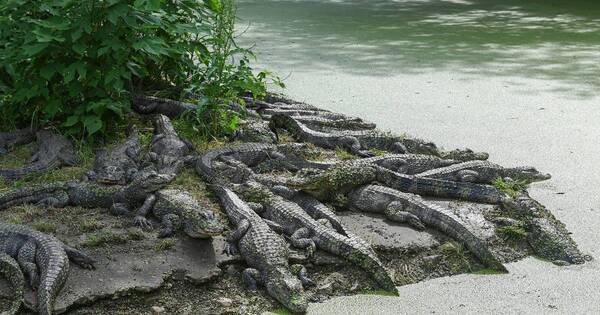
63;115;80;127
83;115;103;135
22;43;49;57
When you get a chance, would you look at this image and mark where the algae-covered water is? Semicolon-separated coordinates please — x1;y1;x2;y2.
238;1;600;313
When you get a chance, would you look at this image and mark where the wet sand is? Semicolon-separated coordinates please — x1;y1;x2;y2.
238;1;600;313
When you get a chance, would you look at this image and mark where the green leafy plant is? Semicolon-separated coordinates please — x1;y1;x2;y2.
492;177;528;198
0;0;278;138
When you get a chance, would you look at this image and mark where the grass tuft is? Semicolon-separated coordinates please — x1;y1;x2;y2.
154;238;177;251
82;230;128;247
492;177;528;198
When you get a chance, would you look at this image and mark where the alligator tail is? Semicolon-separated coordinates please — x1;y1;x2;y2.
318;232;398;294
0;253;24;315
35;235;70;315
0;183;66;210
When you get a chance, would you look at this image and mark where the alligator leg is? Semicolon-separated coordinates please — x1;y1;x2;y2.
290;228;316;256
63;245;95;270
37;191;69;208
291;264;314;287
263;219;285;234
158;214;181;238
385;201;426;230
0;253;24;315
17;240;39;289
317;218;334;230
242;268;262;291
456;170;479;182
225;220;250;255
133;194;157;229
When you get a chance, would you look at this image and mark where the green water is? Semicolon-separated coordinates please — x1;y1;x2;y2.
238;0;600;98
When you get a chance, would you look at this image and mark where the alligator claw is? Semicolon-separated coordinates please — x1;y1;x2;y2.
133;216;152;229
224;242;239;256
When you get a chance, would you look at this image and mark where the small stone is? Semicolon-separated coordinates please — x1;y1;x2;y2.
151;306;165;313
216;297;233;307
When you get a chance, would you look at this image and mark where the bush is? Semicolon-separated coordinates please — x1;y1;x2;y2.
0;0;277;137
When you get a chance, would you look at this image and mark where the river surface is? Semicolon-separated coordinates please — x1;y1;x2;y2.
237;1;600;313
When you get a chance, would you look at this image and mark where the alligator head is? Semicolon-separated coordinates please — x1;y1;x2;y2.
265;267;308;313
182;207;224;239
507;166;551;183
130;169;175;193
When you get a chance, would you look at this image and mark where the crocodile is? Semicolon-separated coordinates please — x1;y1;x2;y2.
133;188;224;238
0;128;35;155
0;252;24;315
146;115;195;176
132;95;196;118
346;185;506;271
236;182;398;294
0;222;95;315
213;186;308;313
289;163;510;205
0;131;77;180
416;160;551;184
81;126;141;185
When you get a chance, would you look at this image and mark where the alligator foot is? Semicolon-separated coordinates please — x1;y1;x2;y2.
242;268;262;291
291;264;315;287
64;245;96;270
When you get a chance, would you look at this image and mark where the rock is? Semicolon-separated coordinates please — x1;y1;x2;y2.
216;297;233;307
5;236;222;314
317;272;349;294
151;306;165;313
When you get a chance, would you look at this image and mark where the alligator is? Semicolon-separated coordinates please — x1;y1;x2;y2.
261;115;376;131
213;186;309;313
146;115;195;176
244;97;325;112
132;95;196;118
416;160;551;184
262;108;353;121
0;130;77;180
0;127;35;155
196;143;281;184
502;192;586;265
236;182;398;294
0;222;95;315
232;119;277;144
133;188;224;238
81;126;141;185
289;163;510;205
346;184;506;271
0;169;174;222
0;252;24;315
269;113;489;159
439;148;489;162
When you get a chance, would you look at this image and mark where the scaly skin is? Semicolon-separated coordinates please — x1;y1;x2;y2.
233;119;277;144
0;223;94;315
0;171;174;231
196;143;279;184
269;113;489;159
237;182;398;294
347;185;507;271
82;127;141;185
135;188;224;238
132;95;196;118
147;115;195;176
503;193;585;265
0;252;24;315
290;163;510;204
416;160;551;184
244;97;325;112
213;186;308;313
0;131;77;180
0;128;35;155
263;115;377;131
